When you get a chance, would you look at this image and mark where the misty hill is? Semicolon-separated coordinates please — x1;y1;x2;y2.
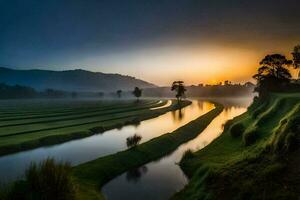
0;67;156;92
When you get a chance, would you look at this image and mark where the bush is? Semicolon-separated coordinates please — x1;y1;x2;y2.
230;123;245;138
17;158;76;200
126;134;142;148
243;129;260;146
181;149;195;161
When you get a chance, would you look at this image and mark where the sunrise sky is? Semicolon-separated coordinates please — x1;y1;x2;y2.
1;0;300;85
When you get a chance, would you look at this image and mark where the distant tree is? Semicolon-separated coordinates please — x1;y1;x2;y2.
292;45;300;78
224;80;232;86
0;83;37;99
132;87;142;101
171;81;186;104
253;54;292;96
71;92;77;98
117;90;122;98
44;89;66;98
244;82;255;88
98;92;104;98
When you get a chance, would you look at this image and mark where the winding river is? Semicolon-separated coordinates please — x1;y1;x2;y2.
102;97;252;200
0;99;215;183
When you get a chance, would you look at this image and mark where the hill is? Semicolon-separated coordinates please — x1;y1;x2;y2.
173;93;300;200
0;67;156;92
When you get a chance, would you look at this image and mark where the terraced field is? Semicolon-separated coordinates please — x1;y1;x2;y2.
0;99;176;156
173;93;300;200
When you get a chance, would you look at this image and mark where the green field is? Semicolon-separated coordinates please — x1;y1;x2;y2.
72;102;223;200
173;93;300;200
0;99;184;156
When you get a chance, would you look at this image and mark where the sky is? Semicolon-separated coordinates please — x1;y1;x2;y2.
0;0;300;86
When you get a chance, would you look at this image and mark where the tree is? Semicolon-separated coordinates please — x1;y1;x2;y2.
253;54;292;96
292;45;300;78
98;92;104;98
116;90;122;98
171;81;186;104
132;87;142;101
256;54;292;79
126;134;142;148
71;92;77;98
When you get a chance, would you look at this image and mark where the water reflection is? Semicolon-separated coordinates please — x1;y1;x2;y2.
171;108;184;122
0;100;213;183
102;98;252;200
197;101;204;110
126;166;148;183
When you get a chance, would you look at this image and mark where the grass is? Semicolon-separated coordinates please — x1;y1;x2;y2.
229;123;245;138
1;158;76;200
0;99;189;156
172;93;300;200
72;102;224;200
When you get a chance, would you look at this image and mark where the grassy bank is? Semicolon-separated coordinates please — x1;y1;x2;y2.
0;99;189;156
172;93;300;200
73;102;224;199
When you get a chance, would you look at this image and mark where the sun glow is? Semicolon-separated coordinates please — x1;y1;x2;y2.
84;44;260;86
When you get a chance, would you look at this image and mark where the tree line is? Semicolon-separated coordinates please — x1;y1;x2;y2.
253;44;300;97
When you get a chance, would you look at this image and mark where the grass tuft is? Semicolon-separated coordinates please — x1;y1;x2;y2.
230;123;245;138
243;128;260;146
2;158;77;200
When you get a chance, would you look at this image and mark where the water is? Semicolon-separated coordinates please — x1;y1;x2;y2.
102;97;252;200
0;100;214;183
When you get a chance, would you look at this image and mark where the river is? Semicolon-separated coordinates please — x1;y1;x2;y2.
0;99;215;183
102;97;252;200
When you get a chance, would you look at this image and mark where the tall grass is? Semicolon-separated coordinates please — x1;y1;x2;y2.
2;158;76;200
230;123;245;138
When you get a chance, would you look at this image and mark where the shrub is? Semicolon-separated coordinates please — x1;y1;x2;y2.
24;158;76;200
181;149;195;161
230;123;245;138
243;129;260;146
126;134;142;148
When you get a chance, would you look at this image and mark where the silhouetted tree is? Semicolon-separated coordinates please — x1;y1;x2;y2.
98;92;104;98
171;81;186;104
132;87;142;101
117;90;122;98
44;89;66;98
253;54;292;96
0;83;37;99
71;92;77;98
126;134;142;148
292;45;300;78
244;82;255;88
224;80;231;86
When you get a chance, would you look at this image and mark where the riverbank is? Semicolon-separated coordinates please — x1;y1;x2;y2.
0;99;189;156
73;102;224;199
172;93;300;200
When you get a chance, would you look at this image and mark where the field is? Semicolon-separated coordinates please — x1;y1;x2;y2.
0;99;182;156
173;93;300;200
73;102;223;200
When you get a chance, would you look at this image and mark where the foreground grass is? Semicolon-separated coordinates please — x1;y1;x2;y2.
73;102;224;200
0;99;187;156
172;93;300;200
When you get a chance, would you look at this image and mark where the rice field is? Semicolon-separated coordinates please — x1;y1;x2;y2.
0;99;169;155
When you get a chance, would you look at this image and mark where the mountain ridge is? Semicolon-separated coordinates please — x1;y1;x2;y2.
0;67;156;92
